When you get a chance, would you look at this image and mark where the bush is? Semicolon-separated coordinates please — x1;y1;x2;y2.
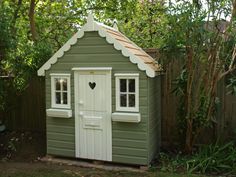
186;142;236;174
159;142;236;175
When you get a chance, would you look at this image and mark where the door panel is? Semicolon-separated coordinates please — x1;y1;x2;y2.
74;70;112;161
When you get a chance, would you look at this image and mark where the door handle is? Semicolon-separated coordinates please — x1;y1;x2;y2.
79;100;83;105
79;111;83;117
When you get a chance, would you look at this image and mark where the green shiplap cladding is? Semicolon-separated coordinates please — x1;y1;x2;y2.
45;31;161;165
147;76;162;163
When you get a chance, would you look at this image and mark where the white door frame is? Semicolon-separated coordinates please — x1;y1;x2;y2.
74;67;112;161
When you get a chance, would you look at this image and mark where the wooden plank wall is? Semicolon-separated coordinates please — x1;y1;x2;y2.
145;49;236;145
224;93;236;139
2;77;46;132
217;73;236;141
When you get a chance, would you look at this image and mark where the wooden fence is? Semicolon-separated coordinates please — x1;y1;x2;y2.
216;76;236;141
1;77;46;132
0;52;235;144
145;49;236;144
159;58;236;145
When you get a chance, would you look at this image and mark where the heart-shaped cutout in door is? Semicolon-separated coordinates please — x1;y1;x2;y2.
89;82;96;89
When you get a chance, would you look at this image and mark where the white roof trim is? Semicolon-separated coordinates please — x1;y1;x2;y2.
50;73;71;76
37;14;157;77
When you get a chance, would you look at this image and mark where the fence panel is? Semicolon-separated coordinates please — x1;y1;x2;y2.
3;77;46;132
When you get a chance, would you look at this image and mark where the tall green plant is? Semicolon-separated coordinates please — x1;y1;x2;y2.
186;142;236;174
159;142;236;174
161;0;236;153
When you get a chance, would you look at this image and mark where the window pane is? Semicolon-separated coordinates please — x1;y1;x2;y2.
129;94;135;107
55;92;61;104
63;92;68;104
120;79;127;92
55;79;60;90
62;79;67;91
120;94;127;107
129;79;135;92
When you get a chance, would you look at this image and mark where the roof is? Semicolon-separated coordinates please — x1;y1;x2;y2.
37;14;162;77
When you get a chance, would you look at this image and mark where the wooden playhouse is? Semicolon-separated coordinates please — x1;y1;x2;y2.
37;14;162;166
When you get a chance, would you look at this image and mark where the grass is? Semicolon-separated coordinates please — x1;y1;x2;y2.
159;141;236;175
0;162;204;177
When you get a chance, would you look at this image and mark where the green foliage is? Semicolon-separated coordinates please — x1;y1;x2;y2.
159;142;236;175
160;0;236;152
84;0;167;48
1;136;18;161
172;69;187;96
0;4;15;110
0;3;15;54
172;69;188;142
8;41;52;92
227;76;236;95
119;0;167;48
159;152;184;173
186;142;236;174
0;0;167;112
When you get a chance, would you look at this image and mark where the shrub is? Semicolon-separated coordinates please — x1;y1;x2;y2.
186;142;236;174
159;142;236;175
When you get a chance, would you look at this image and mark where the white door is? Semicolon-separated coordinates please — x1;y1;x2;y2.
74;69;112;161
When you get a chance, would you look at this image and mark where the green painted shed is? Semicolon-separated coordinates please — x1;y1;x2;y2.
37;14;162;166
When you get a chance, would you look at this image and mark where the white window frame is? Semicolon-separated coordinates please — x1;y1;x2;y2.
50;73;71;109
115;73;139;112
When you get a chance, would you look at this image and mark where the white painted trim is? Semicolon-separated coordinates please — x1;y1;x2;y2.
107;70;112;161
37;14;158;77
50;73;71;76
51;74;71;109
72;67;112;71
114;73;139;77
74;68;112;161
113;22;119;31
115;74;139;112
86;13;95;31
46;109;72;118
95;21;119;32
74;71;80;158
112;112;141;123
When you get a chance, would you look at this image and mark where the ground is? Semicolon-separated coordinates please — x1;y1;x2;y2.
0;131;204;177
0;131;46;161
0;162;203;177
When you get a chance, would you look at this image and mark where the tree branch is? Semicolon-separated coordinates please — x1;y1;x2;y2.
28;0;37;41
229;44;236;69
219;66;236;79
